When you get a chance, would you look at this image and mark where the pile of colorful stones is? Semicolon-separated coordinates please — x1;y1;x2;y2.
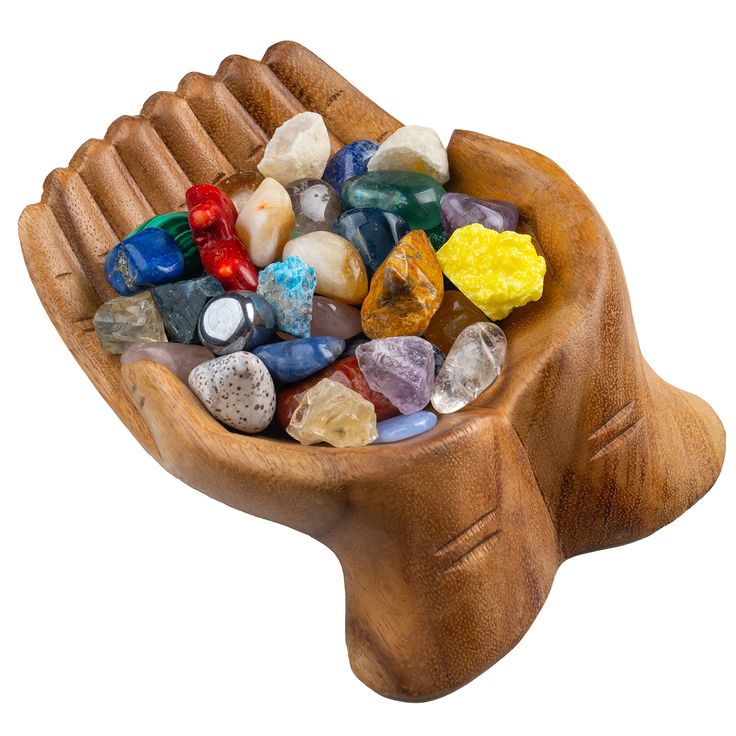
94;113;546;447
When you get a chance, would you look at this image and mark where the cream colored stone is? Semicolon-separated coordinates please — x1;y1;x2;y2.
367;125;450;184
235;177;295;268
283;231;368;305
257;112;331;184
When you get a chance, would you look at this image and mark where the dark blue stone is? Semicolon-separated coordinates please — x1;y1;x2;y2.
373;411;438;444
104;228;184;296
322;139;379;192
253;336;346;383
340;335;369;359
151;275;224;344
331;207;410;277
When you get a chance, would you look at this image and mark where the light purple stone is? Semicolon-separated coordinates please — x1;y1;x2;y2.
355;337;435;415
121;342;214;384
440;192;519;236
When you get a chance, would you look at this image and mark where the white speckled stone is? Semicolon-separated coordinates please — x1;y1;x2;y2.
257;112;331;185
188;352;276;433
367;125;450;184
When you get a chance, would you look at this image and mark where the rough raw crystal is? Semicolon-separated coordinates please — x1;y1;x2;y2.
373;411;438;444
235;177;295;268
121;342;214;384
322;139;379;191
361;230;444;338
423;290;490;354
437;224;546;320
93;291;167;354
367;125;449;183
130;212;202;278
254;336;345;383
257;112;331;184
331;207;410;277
189;352;276;433
440;192;519;237
104;228;184;296
217;170;264;212
197;292;275;355
431;322;507;414
283;232;368;305
285;178;341;233
151;275;224;344
355;337;435;415
257;256;317;338
286;379;377;447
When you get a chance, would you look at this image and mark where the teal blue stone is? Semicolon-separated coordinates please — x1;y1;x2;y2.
257;256;317;338
253;336;345;383
373;411;438;444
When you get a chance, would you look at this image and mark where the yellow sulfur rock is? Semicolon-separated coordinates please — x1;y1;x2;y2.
436;224;546;320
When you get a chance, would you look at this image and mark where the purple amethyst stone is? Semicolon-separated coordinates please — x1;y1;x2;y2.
440;192;519;236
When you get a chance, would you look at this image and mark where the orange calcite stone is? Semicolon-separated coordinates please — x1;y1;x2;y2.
423;290;490;354
360;230;444;338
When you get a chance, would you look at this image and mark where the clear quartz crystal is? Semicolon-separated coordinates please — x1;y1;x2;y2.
93;291;167;354
431;322;507;414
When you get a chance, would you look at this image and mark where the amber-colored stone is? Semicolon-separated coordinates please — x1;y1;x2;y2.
360;230;444;339
423;290;491;354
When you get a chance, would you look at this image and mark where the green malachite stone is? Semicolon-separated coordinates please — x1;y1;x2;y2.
130;212;202;278
340;171;446;231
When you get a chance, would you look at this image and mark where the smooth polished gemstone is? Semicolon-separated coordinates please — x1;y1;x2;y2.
331;207;410;277
257;256;317;338
93;291;167;354
254;336;345;383
311;296;362;339
217;170;264;212
283;232;368;305
257;112;331;184
431;322;507;414
430;342;446;376
361;230;444;338
356;336;435;415
440;192;519;236
424;290;490;354
189;352;276;433
341;171;446;231
130;212;202;278
276;356;399;431
121;342;214;384
287;379;377;447
322;139;379;192
104;229;184;296
340;335;370;358
437;224;546;320
373;411;438;444
367;126;449;183
285;178;341;233
425;224;447;250
197;292;275;355
151;275;224;344
235;177;295;268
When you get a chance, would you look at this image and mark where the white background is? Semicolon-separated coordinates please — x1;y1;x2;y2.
1;2;734;734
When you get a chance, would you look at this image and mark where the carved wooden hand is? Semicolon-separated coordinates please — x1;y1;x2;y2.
18;42;725;701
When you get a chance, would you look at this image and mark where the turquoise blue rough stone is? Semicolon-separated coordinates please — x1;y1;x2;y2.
322;139;379;192
257;256;317;338
253;336;345;383
373;411;438;444
151;275;223;344
104;228;184;296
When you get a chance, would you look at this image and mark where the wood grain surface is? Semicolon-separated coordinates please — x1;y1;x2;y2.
18;41;726;701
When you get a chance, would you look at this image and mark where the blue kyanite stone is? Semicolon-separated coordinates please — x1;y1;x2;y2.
254;336;346;383
331;207;410;277
151;275;224;344
373;411;438;444
257;256;317;338
104;228;184;296
322;139;379;192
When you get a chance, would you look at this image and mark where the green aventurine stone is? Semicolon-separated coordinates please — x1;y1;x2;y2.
340;171;446;231
130;212;203;278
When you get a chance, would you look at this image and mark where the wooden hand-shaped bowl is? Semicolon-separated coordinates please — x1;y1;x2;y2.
19;42;726;701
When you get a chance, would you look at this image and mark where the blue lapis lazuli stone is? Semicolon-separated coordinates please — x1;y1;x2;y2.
104;228;184;296
253;336;346;383
373;411;438;444
322;139;379;192
331;207;410;277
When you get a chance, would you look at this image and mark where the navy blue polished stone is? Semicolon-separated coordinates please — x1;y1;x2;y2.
373;411;438;444
104;228;184;296
253;336;346;383
322;139;379;192
152;275;224;344
331;207;410;277
340;335;369;359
